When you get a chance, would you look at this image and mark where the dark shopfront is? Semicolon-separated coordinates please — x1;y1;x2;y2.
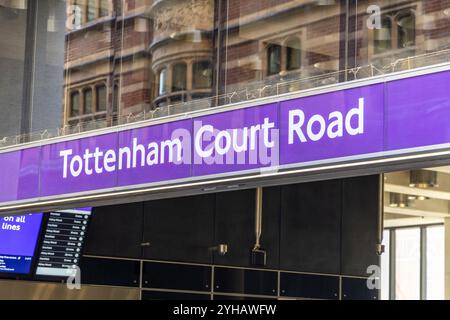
0;175;381;300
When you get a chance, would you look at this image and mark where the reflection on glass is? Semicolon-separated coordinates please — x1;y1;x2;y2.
99;0;108;17
83;88;92;114
96;85;107;112
159;68;168;96
70;91;80;117
74;0;84;26
172;63;187;92
374;16;392;54
3;1;450;141
395;228;420;300
426;225;444;300
267;44;281;76
112;83;119;114
87;0;95;22
193;61;212;89
380;230;390;300
286;38;301;71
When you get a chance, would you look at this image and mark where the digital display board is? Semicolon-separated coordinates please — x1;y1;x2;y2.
36;208;91;277
0;213;43;274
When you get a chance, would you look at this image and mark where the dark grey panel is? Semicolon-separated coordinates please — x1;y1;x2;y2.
342;277;379;300
142;290;211;300
341;175;380;276
280;180;342;274
213;295;275;300
213;189;256;267
80;257;140;287
280;272;339;300
142;194;215;263
142;262;211;292
84;202;144;258
261;186;281;269
214;267;277;296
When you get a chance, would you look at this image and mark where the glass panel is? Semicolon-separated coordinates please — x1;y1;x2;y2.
73;0;84;27
84;88;93;114
158;68;167;96
380;229;390;300
0;4;27;137
99;0;109;17
395;228;421;300
355;1;450;76
267;44;281;76
2;1;450;145
286;39;301;71
193;61;212;89
112;84;119;114
172;63;187;92
397;12;415;49
70;92;80;117
374;17;392;54
87;0;96;22
221;1;343;95
96;85;107;112
426;225;444;300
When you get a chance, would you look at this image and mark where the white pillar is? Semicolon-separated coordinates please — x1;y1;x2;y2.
444;218;450;299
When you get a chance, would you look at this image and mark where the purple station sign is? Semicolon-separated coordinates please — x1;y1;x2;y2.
1;70;450;204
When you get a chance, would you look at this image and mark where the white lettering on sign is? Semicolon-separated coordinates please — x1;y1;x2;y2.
288;97;365;144
59;137;183;179
194;117;276;159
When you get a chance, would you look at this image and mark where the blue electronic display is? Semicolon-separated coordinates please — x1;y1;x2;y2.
0;213;43;274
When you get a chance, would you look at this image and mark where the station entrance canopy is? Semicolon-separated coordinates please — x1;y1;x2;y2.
2;65;450;214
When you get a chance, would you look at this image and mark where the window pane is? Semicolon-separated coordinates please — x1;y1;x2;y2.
96;85;107;112
193;61;212;89
380;230;390;300
374;17;392;54
267;44;281;76
426;225;444;300
395;228;421;300
70;92;80;117
74;0;84;26
87;0;96;22
0;5;27;137
99;0;109;17
112;84;119;113
172;63;187;92
84;89;93;114
397;13;415;49
158;69;167;95
286;39;301;71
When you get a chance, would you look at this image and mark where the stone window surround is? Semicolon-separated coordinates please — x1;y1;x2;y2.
368;7;417;58
265;36;304;78
156;58;213;98
72;0;110;25
69;81;108;119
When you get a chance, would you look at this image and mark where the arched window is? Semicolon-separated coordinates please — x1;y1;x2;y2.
193;61;212;89
158;68;168;96
267;44;281;76
87;0;96;22
83;88;93;114
96;85;107;112
70;91;80;117
172;63;187;92
286;38;302;71
374;16;392;53
397;12;415;49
